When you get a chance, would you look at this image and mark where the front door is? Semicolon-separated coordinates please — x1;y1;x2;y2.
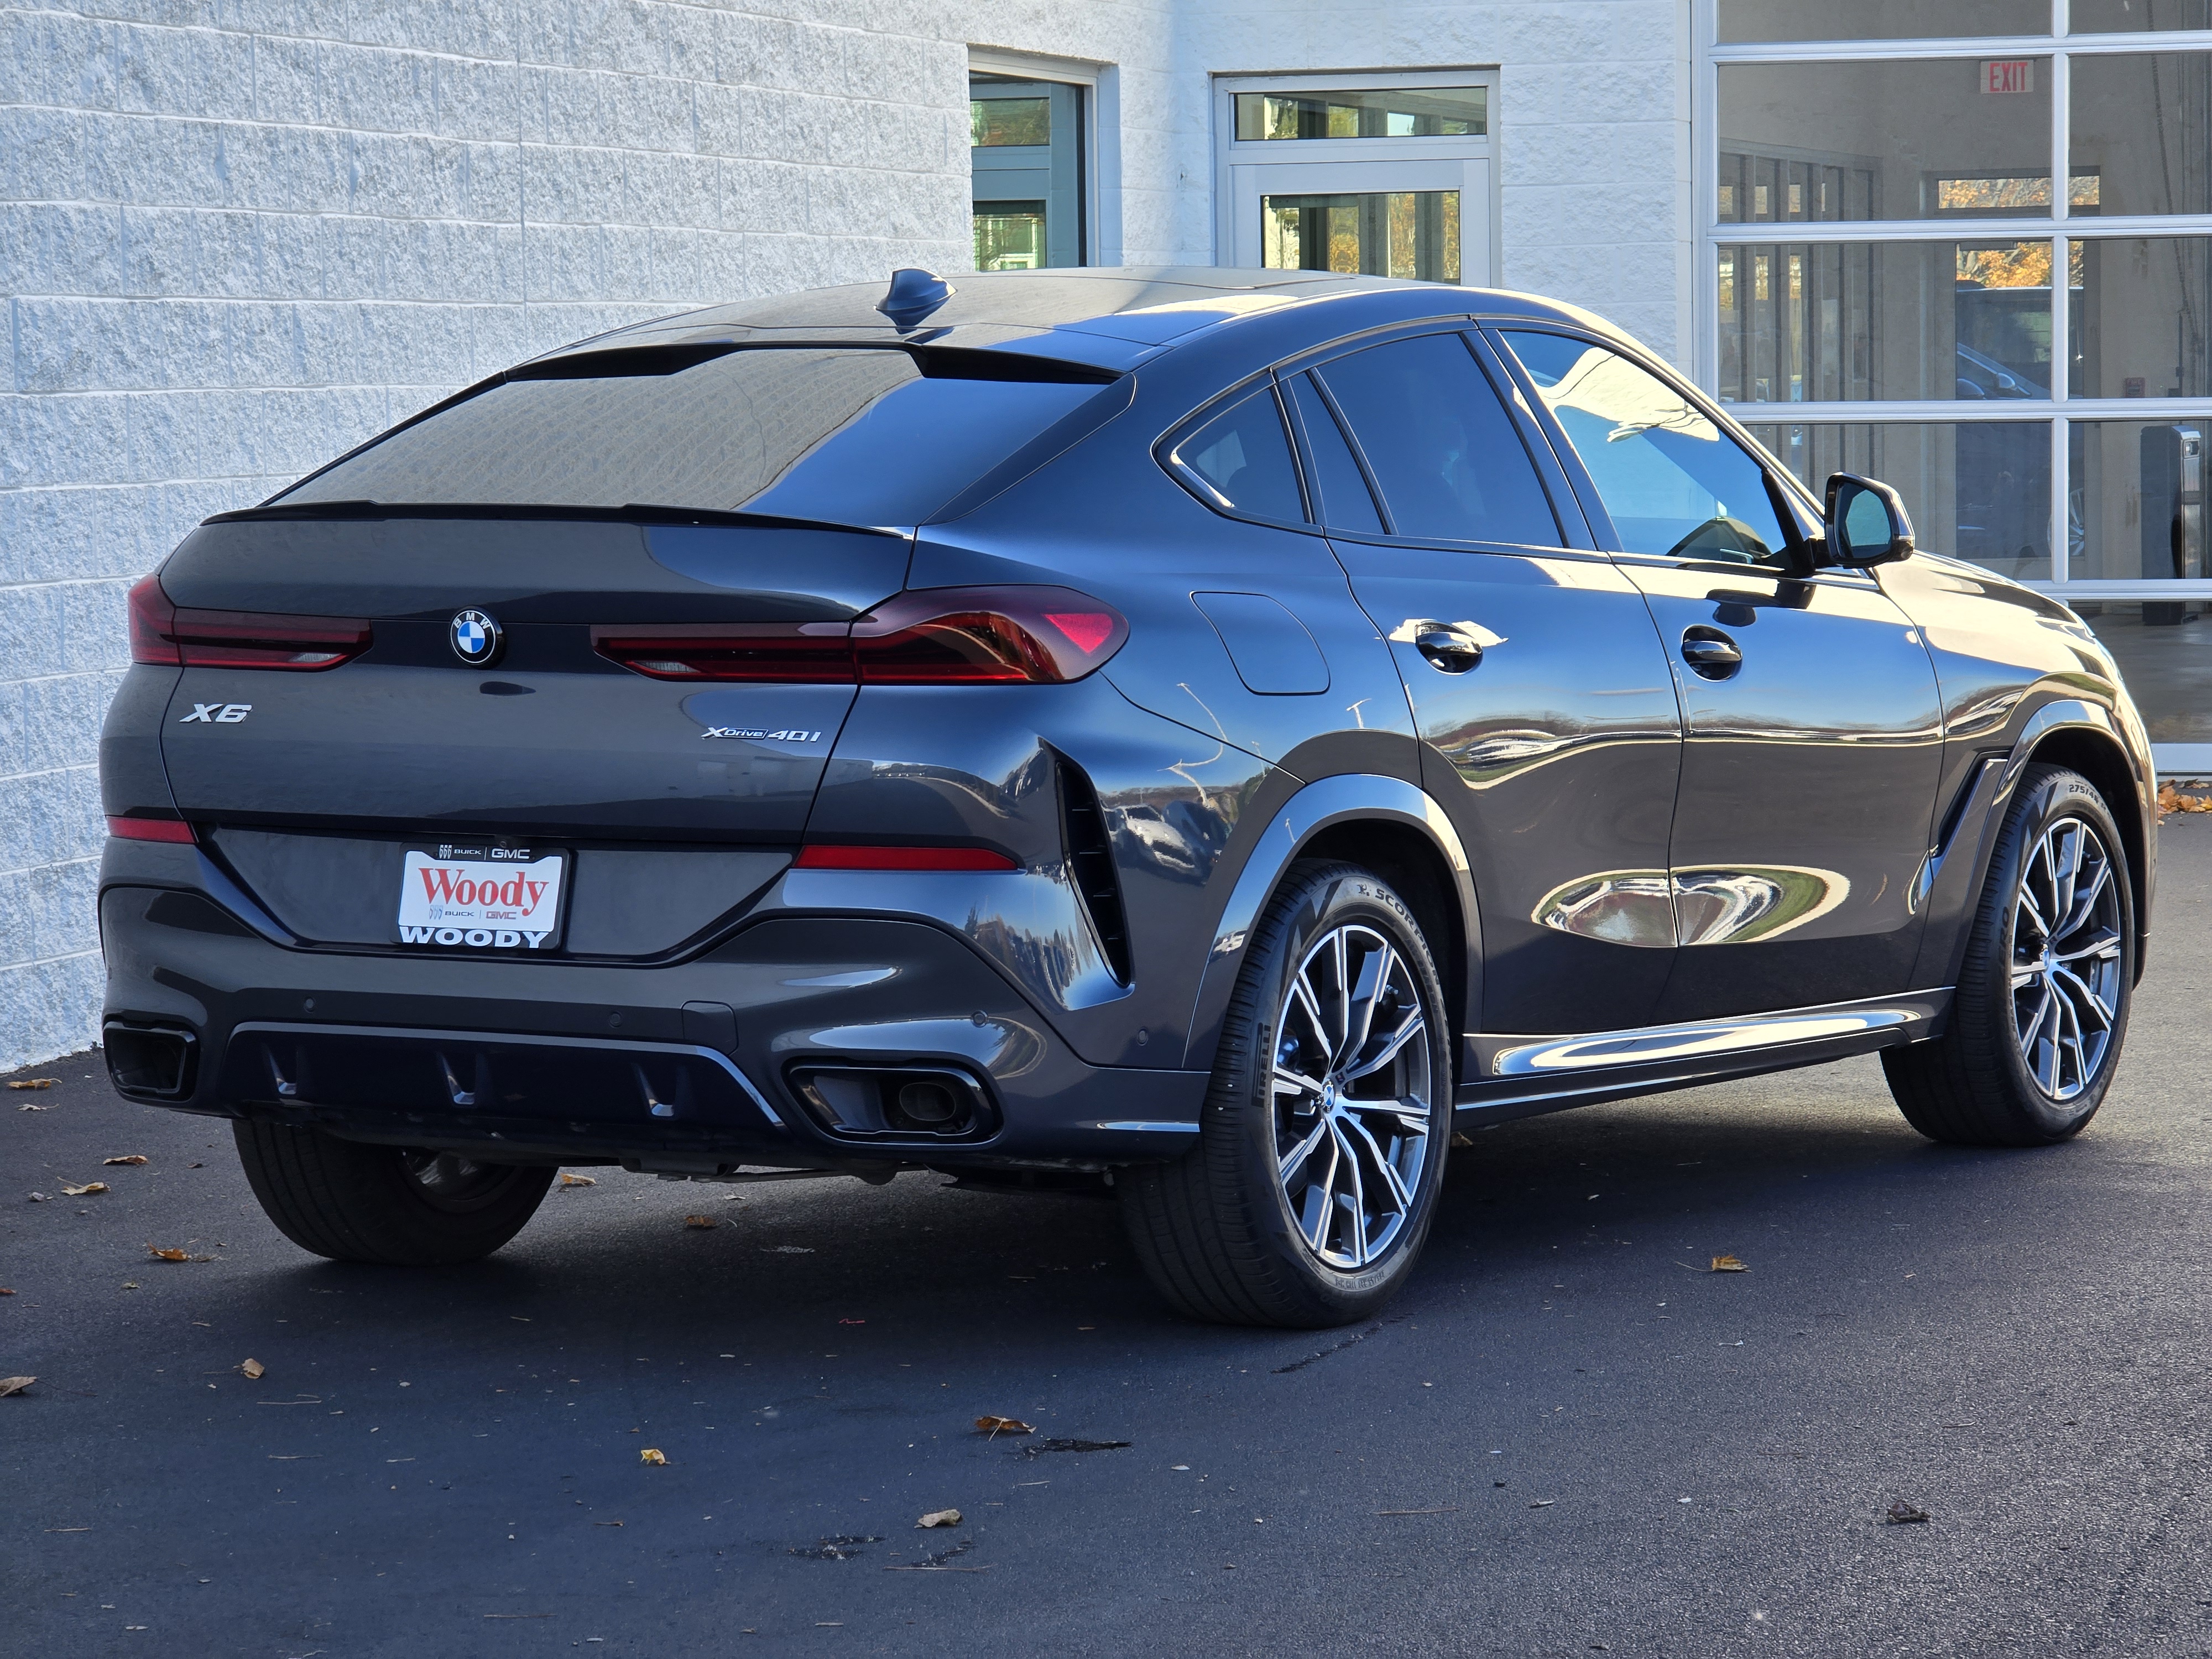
1289;328;1686;1039
1495;327;1947;1023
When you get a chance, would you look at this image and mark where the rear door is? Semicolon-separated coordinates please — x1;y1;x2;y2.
1296;328;1686;1037
1494;327;1946;1022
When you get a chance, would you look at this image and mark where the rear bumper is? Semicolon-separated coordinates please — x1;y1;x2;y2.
98;862;1206;1172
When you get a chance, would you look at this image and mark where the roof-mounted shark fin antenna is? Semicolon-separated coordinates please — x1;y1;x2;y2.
877;268;957;332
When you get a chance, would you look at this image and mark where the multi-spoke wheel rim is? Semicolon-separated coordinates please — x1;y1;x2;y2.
1271;924;1434;1271
2010;816;2124;1102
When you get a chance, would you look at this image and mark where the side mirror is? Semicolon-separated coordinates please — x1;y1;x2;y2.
1823;473;1915;568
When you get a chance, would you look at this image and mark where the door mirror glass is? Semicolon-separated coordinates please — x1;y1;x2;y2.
1824;473;1916;566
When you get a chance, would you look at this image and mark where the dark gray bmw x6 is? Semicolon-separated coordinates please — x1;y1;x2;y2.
98;267;2156;1328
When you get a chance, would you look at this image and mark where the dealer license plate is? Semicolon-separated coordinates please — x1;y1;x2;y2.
395;844;566;951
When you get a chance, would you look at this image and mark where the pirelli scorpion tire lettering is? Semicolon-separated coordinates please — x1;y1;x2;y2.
1884;764;2136;1147
1119;862;1454;1328
232;1121;556;1266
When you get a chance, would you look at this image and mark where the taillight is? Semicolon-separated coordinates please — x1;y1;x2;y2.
128;575;371;671
793;844;1018;871
592;588;1127;686
107;816;195;844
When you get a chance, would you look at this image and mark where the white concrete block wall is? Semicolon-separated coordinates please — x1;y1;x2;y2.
0;0;1684;1071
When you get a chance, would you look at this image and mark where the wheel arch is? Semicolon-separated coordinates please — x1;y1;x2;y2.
1178;774;1480;1079
2021;718;2154;980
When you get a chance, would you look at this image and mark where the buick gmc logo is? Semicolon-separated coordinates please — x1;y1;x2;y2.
450;609;502;666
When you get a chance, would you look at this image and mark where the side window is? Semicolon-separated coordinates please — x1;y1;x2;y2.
1286;374;1384;535
1166;386;1308;525
1500;330;1792;566
1312;332;1562;547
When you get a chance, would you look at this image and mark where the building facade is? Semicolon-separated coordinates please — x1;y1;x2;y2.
1;0;2205;1068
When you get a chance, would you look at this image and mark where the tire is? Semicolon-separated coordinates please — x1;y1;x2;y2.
233;1121;555;1265
1883;763;2135;1146
1119;860;1454;1327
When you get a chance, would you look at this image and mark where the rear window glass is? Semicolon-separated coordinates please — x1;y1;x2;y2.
1166;386;1308;524
275;347;1108;526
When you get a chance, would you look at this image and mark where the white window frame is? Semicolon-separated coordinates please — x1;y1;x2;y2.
969;47;1119;268
1692;0;2212;608
1210;67;1504;286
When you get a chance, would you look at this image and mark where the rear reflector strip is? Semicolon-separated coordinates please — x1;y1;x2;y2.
108;816;196;844
792;845;1018;872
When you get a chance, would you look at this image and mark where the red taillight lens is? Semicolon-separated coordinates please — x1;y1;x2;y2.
129;575;371;671
591;624;855;682
853;587;1127;685
107;816;195;844
592;589;1127;686
793;844;1019;871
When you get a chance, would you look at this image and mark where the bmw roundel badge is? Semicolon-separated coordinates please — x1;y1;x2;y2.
450;609;502;666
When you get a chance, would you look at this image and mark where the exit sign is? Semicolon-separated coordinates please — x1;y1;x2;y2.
1982;59;2036;94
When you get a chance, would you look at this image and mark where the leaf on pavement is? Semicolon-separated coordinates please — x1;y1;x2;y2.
0;1376;34;1397
916;1509;962;1528
1710;1254;1747;1272
147;1246;190;1262
1884;1501;1931;1525
974;1416;1035;1437
2157;783;2212;817
102;1155;148;1166
60;1182;108;1197
6;1079;55;1090
639;1448;667;1466
682;1215;717;1229
559;1173;596;1187
240;1358;265;1380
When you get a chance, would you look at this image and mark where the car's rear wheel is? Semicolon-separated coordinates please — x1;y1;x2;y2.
1883;763;2135;1146
1119;860;1453;1327
233;1121;555;1265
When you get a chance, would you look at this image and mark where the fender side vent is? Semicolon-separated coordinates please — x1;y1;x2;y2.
1057;758;1131;984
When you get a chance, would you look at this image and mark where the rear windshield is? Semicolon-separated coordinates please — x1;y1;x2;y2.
275;347;1110;526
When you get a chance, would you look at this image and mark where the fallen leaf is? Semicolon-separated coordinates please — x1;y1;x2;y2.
639;1448;667;1466
0;1376;34;1397
1530;1499;1556;1508
18;1104;51;1112
1450;1132;1474;1147
1710;1254;1747;1272
974;1416;1035;1437
0;1288;12;1295
559;1173;596;1187
916;1509;962;1528
683;1215;717;1229
240;1358;265;1380
102;1155;148;1166
147;1247;190;1262
120;1281;138;1290
27;1192;49;1202
60;1182;108;1197
6;1078;55;1090
2158;783;2212;818
1885;1501;1931;1525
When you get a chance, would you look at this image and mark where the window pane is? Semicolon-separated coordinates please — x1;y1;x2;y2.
1506;331;1790;565
1718;61;2051;221
1288;374;1385;534
1318;334;1560;546
970;97;1050;147
279;348;1106;528
2072;605;2212;744
971;76;1083;267
1715;241;2056;403
2070;0;2212;30
1170;388;1308;524
2072;238;2212;398
2072;419;2207;583
2072;54;2212;217
1743;419;2052;582
1234;87;1487;140
974;202;1046;270
1718;0;2046;40
1261;192;1460;283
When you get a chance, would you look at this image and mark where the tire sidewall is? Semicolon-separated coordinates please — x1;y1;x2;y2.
1217;864;1453;1316
1979;767;2136;1135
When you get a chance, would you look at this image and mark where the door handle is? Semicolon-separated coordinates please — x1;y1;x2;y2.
1414;627;1484;674
1679;628;1743;680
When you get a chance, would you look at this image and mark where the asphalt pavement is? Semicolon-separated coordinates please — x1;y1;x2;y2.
8;819;2212;1657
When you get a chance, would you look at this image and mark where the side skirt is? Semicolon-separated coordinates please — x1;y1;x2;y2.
1453;989;1952;1125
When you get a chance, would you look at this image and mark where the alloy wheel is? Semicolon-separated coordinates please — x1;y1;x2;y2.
2009;816;2124;1101
1271;923;1435;1270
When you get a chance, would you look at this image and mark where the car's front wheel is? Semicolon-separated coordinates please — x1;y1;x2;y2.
1119;860;1453;1327
234;1121;555;1265
1884;763;2135;1145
